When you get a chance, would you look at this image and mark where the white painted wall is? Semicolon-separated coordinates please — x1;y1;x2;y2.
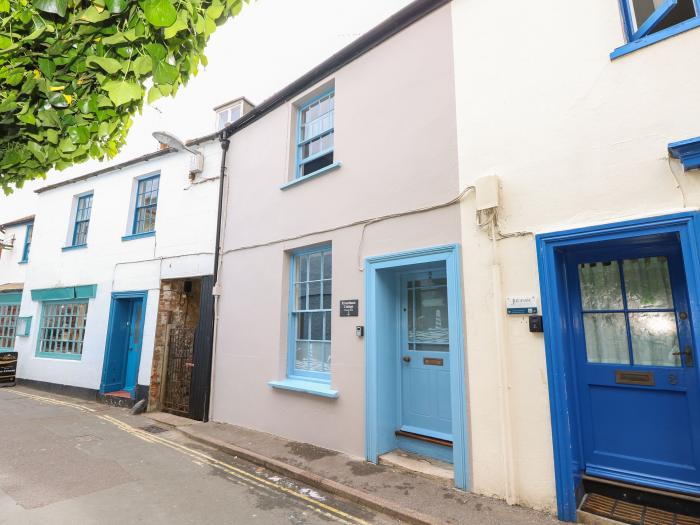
0;221;31;287
11;140;221;391
451;0;700;513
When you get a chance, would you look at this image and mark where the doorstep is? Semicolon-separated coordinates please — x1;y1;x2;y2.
142;414;560;525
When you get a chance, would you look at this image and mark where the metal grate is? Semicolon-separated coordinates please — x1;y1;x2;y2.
581;493;700;525
162;326;195;416
140;425;168;435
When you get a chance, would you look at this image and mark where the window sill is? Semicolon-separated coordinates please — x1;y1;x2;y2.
611;17;700;59
268;379;339;398
121;231;155;242
280;162;341;191
35;352;82;361
62;244;87;252
18;260;28;265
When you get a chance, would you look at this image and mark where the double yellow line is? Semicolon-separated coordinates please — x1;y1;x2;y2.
97;414;371;525
11;389;96;413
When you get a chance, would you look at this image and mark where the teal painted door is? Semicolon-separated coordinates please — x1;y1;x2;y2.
399;270;452;444
123;299;144;396
568;244;700;495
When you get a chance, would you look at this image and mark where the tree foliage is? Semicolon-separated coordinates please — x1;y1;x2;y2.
0;0;247;194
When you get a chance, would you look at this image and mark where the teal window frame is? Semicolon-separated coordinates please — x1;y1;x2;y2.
287;245;333;383
36;299;89;360
613;0;700;58
71;193;93;247
21;222;33;263
132;174;159;235
0;302;20;351
296;90;335;179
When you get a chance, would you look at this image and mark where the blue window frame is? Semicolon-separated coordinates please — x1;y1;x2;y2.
133;175;159;234
36;300;88;360
613;0;700;58
72;194;92;247
288;246;332;382
0;303;19;351
296;91;335;179
21;222;33;263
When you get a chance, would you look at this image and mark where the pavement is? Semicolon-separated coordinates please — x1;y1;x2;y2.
0;386;400;525
146;411;562;525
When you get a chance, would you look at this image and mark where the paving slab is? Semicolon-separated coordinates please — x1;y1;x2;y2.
148;414;562;525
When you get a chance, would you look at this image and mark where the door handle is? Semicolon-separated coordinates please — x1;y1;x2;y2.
402;356;411;363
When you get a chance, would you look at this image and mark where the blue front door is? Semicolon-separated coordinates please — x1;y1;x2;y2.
102;295;145;397
568;242;700;495
398;269;452;462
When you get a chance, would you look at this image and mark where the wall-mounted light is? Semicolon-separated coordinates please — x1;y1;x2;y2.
152;131;204;178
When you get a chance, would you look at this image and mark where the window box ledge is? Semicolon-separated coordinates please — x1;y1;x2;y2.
280;162;341;191
268;379;339;398
62;244;87;252
35;352;82;361
669;136;700;171
121;231;156;242
611;17;700;60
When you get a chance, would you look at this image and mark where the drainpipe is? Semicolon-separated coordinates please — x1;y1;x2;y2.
207;135;230;423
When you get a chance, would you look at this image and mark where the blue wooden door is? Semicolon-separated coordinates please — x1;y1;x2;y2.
123;299;144;396
102;299;130;393
399;270;452;446
568;243;700;495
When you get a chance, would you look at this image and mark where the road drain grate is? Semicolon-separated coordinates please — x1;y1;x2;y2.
140;425;168;434
581;493;700;525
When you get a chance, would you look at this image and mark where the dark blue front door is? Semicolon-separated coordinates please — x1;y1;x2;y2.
102;295;145;397
568;242;700;495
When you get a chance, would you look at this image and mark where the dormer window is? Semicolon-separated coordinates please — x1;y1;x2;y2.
216;102;243;131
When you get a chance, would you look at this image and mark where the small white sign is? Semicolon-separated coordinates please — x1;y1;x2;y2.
505;295;538;315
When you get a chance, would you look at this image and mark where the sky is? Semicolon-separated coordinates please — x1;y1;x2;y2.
0;0;412;223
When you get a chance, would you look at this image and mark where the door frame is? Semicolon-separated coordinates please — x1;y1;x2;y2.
365;244;470;490
536;212;700;522
100;290;148;395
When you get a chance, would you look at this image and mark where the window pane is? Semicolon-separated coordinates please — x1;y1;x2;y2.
308;281;321;310
295;283;308;311
323;251;332;279
297;312;309;340
310;311;324;340
309;252;322;281
578;261;623;311
324;311;331;341
411;285;449;347
38;301;88;356
582;313;629;364
623;257;674;310
322;279;332;309
296;255;308;283
631;0;696;33
629;312;681;366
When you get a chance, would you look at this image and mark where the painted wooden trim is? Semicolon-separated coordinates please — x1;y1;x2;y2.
611;15;700;59
280;162;341;190
31;284;97;301
268;379;339;398
0;292;22;304
62;244;87;252
121;231;156;242
669;136;700;171
364;243;470;491
536;211;700;522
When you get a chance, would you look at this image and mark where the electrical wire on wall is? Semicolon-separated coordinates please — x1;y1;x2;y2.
477;206;532;241
667;155;688;208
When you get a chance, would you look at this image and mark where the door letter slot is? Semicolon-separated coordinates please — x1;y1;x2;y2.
615;370;654;386
423;358;444;366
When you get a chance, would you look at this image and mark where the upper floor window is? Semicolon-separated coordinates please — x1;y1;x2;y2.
133;175;159;235
21;222;33;263
297;91;335;179
621;0;698;41
216;102;243;131
289;246;332;382
72;194;93;247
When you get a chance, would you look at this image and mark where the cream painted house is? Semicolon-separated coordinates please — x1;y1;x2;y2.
208;0;700;521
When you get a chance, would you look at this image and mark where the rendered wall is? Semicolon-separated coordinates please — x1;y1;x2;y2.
451;0;700;512
212;5;460;458
10;142;220;392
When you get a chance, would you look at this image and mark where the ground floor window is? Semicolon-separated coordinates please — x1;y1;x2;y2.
37;301;88;359
290;246;332;381
0;304;19;351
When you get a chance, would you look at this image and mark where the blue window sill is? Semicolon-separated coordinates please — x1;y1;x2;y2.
62;244;87;252
36;352;82;361
280;162;341;191
611;17;700;59
18;260;28;265
268;378;339;398
121;231;155;242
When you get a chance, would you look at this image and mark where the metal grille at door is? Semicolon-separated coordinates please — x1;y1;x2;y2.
162;326;195;416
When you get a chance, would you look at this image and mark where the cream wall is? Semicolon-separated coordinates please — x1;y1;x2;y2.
212;5;460;457
451;0;700;513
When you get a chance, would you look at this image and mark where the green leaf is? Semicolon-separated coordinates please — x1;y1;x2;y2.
86;56;122;74
144;43;167;61
48;92;68;108
79;6;112;23
105;0;131;13
103;80;142;106
46;129;59;144
0;0;9;13
68;126;89;144
26;141;46;163
164;11;188;39
140;0;177;28
132;55;152;76
33;0;68;17
153;61;178;85
38;57;56;78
